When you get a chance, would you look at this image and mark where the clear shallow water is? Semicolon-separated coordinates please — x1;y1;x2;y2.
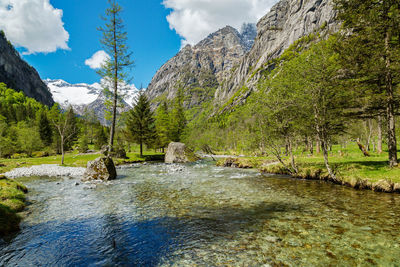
1;161;400;266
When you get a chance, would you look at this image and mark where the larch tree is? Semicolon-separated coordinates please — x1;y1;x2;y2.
98;0;133;154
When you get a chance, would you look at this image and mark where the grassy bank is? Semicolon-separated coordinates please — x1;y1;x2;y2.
217;143;400;192
0;175;27;236
0;150;165;174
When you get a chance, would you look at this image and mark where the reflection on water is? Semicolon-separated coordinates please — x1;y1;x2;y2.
1;161;400;266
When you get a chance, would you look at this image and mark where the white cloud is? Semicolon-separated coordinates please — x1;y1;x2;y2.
163;0;278;46
85;50;110;70
0;0;69;54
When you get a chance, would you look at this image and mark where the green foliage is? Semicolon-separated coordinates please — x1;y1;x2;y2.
155;101;171;149
169;86;186;142
38;111;53;146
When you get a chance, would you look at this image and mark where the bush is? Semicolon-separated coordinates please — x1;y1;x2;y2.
78;135;89;153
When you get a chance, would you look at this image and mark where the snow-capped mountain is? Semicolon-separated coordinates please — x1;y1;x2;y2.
45;79;140;124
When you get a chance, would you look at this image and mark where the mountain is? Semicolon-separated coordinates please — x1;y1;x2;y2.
146;0;338;114
0;31;54;106
145;24;257;108
215;0;338;107
45;79;139;125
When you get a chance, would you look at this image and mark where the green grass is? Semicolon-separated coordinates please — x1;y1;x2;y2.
0;176;28;236
218;143;400;184
0;149;165;174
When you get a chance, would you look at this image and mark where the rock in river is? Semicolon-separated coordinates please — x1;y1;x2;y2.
165;142;199;163
82;156;117;181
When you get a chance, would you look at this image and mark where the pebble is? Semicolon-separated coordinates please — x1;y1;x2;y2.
4;164;85;178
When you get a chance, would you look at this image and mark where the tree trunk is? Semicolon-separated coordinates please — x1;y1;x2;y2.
316;137;321;154
61;135;65;165
308;136;313;155
357;138;370;157
384;30;398;167
108;11;119;154
377;115;383;154
140;142;143;158
288;139;298;174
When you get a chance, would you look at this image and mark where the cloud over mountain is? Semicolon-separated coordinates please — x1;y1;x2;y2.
0;0;69;54
85;50;110;70
163;0;278;46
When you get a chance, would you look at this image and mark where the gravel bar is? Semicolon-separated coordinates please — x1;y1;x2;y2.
3;164;85;178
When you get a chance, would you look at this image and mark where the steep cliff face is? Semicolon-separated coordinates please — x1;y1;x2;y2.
215;0;338;104
146;25;256;108
0;32;54;106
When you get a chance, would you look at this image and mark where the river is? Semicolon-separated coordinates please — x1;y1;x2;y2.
1;160;400;266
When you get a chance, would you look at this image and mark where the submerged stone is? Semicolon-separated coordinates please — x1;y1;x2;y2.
82;156;117;181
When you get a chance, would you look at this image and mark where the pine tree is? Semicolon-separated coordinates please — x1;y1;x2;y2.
98;0;133;153
155;101;170;151
126;93;156;157
334;0;400;167
169;87;186;142
38;111;53;146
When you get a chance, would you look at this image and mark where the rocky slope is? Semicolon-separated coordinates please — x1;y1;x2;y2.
215;0;338;106
45;79;139;125
0;31;54;106
145;24;257;108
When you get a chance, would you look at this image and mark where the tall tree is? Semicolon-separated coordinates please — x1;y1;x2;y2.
49;105;78;165
155;101;171;152
335;0;400;167
169;87;186;142
38;110;53;147
98;0;133;153
126;94;156;157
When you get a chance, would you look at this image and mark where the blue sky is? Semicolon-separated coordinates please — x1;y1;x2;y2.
0;0;277;87
17;0;182;87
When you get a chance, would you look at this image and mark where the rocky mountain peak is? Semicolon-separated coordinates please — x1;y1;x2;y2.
146;24;255;109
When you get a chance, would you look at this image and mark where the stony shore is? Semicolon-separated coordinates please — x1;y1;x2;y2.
3;165;86;179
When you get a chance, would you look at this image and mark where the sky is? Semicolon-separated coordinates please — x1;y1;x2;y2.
0;0;278;88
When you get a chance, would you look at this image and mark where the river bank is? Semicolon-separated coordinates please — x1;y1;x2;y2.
216;144;400;194
0;176;27;237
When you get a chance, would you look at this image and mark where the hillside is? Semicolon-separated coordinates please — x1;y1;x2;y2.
0;31;54;107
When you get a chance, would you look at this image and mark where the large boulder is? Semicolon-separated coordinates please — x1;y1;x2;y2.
82;157;117;181
165;142;199;163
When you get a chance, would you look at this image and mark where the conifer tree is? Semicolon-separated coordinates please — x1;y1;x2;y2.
98;0;133;153
38;111;53;146
126;93;156;157
335;0;400;167
169;87;186;142
155;101;170;151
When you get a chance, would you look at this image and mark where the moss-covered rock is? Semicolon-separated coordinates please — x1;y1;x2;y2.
82;157;117;181
165;142;200;163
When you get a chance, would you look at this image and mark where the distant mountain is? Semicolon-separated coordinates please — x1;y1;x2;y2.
145;24;257;109
45;79;139;125
0;31;54;106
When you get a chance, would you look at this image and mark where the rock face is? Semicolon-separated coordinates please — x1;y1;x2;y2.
165;142;199;163
82;157;117;181
146;24;256;109
215;0;338;106
0;32;54;106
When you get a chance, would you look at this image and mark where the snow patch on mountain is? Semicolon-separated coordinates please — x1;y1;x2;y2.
45;79;140;124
